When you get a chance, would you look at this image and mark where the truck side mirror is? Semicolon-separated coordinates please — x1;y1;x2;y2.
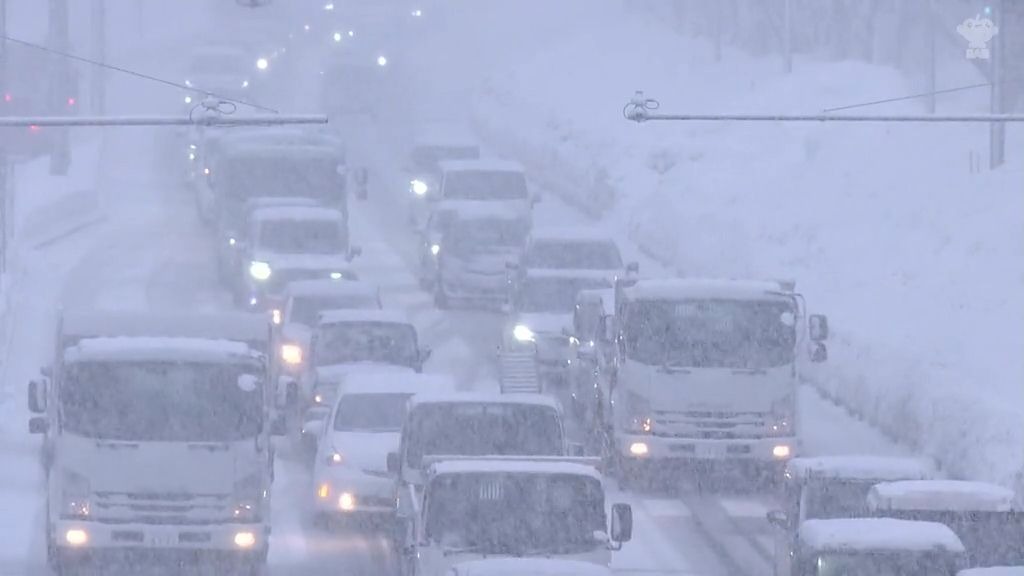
29;417;48;435
766;509;789;528
610;503;633;545
810;342;828;363
419;347;432;364
808;314;829;341
28;380;46;414
387;451;400;475
347;246;363;261
625;262;639;275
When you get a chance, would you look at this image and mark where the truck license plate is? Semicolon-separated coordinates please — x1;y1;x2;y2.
696;444;725;458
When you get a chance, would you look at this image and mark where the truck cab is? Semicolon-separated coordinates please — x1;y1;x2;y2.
420;201;531;310
766;455;935;576
224;200;361;311
789;517;965;576
404;123;480;227
867;480;1024;568
397;457;632;576
27;311;278;576
606;278;829;484
436;160;538;210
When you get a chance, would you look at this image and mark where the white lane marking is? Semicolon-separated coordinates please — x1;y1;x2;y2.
717;497;772;518
643;498;692;517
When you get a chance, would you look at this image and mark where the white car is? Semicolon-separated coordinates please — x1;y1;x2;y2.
308;373;455;525
520;228;634;277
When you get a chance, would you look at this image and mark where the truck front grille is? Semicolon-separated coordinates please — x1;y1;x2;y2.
651;410;774;440
93;491;234;524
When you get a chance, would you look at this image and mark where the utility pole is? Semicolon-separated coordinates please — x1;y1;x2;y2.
927;0;936;114
990;0;1006;169
783;0;792;73
91;0;105;115
48;0;71;176
0;0;8;275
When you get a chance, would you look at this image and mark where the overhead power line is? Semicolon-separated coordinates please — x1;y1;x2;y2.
1;34;279;113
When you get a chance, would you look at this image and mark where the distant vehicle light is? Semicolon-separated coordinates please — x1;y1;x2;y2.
65;529;88;546
339;492;355;511
430;244;440;256
629;442;649;456
203;167;211;176
324;2;335;10
256;57;269;71
241;80;250;88
304;24;311;32
314;394;324;404
317;483;330;499
772;445;792;459
67;97;76;106
411;9;423;17
329;271;343;280
376;55;388;67
333;32;342;43
184;79;193;88
233;531;256;549
184;95;193;104
188;152;196;161
513;324;535;342
271;309;282;325
281;343;303;365
410;179;429;196
249;260;272;281
328;452;343;465
348;30;355;37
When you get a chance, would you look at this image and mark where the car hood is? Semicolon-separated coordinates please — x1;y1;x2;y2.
315;363;416;385
252;251;351;272
324;431;400;473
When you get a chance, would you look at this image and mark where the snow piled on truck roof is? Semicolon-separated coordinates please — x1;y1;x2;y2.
453;558;612;576
867;480;1017;513
409;392;560;410
318;309;411;326
65;337;259;364
786;455;935;482
430;459;600;480
439;159;524;173
251;206;344;222
800;518;965;553
624;278;795;301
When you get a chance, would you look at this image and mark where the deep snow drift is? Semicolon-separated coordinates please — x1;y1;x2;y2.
410;1;1024;492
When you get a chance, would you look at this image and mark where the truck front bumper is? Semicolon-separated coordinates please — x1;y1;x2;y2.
52;519;269;557
616;432;797;463
313;472;396;516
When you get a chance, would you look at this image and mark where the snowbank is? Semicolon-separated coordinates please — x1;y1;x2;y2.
453;6;1023;491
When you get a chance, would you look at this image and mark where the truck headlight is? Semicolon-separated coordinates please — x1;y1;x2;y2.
249;260;272;281
430;244;440;256
326;451;344;466
256;57;269;71
410;179;429;196
281;343;303;365
339;492;356;511
513;324;535;342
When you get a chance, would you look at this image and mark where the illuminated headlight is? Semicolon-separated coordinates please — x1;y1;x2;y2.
329;271;343;280
773;445;792;459
513;324;535;342
188;152;196;161
326;452;343;466
314;394;324;405
333;32;342;43
629;442;649;456
241;79;250;88
65;529;88;546
323;2;334;10
281;343;303;365
430;244;440;256
339;492;356;511
184;79;193;88
410;179;429;196
234;531;256;549
411;8;423;17
256;57;269;71
377;55;388;67
249;260;272;281
184;95;193;104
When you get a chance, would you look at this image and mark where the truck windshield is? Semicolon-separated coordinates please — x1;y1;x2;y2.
443;171;528;201
257;220;345;254
426;473;605;554
624;299;797;369
289;294;379;326
315;321;419;368
405;404;563;467
800;481;876;520
519;276;612;313
812;551;959;576
223;154;341;203
412;145;479;173
525;241;623;270
333;393;412;432
447;219;527;255
61;361;263;442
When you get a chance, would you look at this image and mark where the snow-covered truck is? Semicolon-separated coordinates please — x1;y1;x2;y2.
28;311;280;576
596;278;829;483
396;457;632;576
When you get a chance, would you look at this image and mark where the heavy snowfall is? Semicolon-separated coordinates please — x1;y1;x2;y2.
0;1;1021;575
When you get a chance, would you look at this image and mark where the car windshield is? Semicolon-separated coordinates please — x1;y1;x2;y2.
518;276;612;313
333;393;412;432
61;361;263;442
404;404;563;467
425;473;605;554
443;171;528;201
623;298;797;369
412;145;479;174
446;219;528;254
289;294;379;326
813;551;959;576
525;240;623;270
315;321;419;367
800;480;877;520
257;219;345;254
